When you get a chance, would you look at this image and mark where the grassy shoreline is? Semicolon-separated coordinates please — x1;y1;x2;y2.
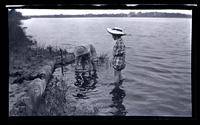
9;9;110;116
8;10;76;116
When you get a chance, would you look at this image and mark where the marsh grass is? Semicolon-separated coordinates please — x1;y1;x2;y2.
9;9;76;116
96;53;110;67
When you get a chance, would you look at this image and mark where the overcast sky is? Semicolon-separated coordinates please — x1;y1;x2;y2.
16;9;192;16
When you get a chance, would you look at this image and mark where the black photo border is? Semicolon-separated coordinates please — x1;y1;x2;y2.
1;0;199;124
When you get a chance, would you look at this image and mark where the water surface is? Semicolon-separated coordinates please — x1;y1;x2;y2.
21;17;192;116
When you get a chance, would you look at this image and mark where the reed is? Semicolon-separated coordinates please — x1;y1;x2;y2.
97;53;109;65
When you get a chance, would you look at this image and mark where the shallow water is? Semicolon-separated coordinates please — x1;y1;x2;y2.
21;17;192;116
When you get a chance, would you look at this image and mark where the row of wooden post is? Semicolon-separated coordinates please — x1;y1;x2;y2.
60;49;64;76
59;48;112;76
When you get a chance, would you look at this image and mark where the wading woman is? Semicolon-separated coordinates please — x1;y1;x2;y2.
107;27;126;85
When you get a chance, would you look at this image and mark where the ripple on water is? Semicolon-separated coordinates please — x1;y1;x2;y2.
21;17;191;116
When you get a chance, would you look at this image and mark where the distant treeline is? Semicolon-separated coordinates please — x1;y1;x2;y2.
26;12;192;18
8;9;30;20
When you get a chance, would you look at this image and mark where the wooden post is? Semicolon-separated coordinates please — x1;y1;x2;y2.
60;49;64;76
48;47;52;56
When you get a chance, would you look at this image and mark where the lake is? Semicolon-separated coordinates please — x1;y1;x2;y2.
21;17;192;116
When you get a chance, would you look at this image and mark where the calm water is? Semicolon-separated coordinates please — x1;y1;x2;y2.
21;17;192;116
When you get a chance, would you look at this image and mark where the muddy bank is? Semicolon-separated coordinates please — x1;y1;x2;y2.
9;60;56;116
35;55;110;116
8;9;77;116
9;64;102;116
9;50;105;116
9;48;77;116
36;66;99;116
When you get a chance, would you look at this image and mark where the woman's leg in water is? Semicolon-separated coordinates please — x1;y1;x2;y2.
80;56;86;70
91;60;96;71
75;56;80;70
88;59;92;76
114;70;120;84
119;71;125;81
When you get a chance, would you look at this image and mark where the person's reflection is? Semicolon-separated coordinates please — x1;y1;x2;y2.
74;70;98;90
109;81;127;116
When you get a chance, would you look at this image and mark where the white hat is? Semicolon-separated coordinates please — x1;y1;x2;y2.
74;46;89;57
107;27;125;36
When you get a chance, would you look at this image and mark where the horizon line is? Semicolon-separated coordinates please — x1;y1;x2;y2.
24;12;192;16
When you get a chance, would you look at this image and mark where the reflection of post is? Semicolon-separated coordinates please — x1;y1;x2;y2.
60;49;64;75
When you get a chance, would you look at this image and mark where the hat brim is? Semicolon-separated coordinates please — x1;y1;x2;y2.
107;28;125;35
75;51;89;57
74;46;89;57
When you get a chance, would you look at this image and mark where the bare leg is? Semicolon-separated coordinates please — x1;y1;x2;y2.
114;70;120;84
75;57;79;70
88;60;92;76
88;58;92;71
79;56;86;70
119;72;125;81
91;60;96;71
82;61;85;70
